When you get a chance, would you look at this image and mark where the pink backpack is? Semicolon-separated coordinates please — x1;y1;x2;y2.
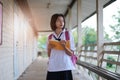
48;31;77;65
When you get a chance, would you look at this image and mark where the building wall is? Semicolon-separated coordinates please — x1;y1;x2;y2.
0;0;38;80
13;2;38;80
0;0;14;80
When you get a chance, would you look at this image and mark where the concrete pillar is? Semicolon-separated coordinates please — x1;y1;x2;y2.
68;7;72;31
96;0;104;67
77;0;82;52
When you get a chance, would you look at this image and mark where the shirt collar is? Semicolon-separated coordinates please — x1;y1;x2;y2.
53;30;64;38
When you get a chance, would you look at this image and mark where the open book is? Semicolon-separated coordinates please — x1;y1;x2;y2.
49;40;70;50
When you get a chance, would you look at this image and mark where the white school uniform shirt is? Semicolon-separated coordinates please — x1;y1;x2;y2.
47;30;76;72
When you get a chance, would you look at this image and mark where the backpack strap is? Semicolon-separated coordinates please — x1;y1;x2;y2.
65;31;70;40
48;34;53;40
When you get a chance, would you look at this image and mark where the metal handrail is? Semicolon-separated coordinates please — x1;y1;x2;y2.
104;42;120;45
103;51;120;54
102;59;120;65
80;55;97;60
81;44;97;47
81;50;97;52
79;41;120;71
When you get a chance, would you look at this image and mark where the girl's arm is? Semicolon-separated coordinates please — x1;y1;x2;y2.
47;45;51;58
60;40;73;56
47;43;55;57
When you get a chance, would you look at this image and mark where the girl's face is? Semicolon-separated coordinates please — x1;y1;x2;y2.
55;16;64;29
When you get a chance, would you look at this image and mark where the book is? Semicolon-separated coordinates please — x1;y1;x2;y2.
49;40;70;50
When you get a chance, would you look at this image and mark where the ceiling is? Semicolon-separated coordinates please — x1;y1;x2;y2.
27;0;72;32
26;0;116;34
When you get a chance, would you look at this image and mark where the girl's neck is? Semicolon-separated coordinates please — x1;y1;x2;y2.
55;29;62;36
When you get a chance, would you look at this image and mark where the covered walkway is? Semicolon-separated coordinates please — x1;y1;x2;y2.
0;0;120;80
18;56;92;80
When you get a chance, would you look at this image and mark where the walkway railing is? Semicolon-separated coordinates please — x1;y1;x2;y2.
103;42;120;73
77;41;120;80
79;44;97;65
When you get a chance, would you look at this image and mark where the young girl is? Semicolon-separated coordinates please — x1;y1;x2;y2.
46;13;75;80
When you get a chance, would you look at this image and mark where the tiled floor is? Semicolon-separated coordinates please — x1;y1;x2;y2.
18;57;93;80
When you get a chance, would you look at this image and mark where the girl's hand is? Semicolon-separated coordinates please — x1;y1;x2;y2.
48;43;55;50
60;40;73;56
60;40;66;47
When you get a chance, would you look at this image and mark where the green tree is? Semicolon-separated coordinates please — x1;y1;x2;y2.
38;36;47;50
107;56;115;67
109;10;120;41
72;26;97;50
72;28;78;47
109;9;120;51
104;31;112;41
82;26;97;50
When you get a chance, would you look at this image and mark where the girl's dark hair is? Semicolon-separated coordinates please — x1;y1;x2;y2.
50;13;65;31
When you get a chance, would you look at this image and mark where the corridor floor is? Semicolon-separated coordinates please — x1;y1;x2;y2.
18;56;93;80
